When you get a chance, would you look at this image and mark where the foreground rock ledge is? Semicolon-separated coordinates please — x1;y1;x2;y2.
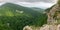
23;24;60;30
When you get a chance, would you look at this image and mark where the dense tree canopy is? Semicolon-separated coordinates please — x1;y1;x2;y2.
0;3;47;30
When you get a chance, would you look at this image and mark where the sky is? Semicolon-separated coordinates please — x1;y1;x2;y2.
0;0;57;9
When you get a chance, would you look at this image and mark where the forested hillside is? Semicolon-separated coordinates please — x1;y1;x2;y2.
30;7;45;13
0;3;47;30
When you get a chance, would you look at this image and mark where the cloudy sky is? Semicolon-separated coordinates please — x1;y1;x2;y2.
0;0;57;9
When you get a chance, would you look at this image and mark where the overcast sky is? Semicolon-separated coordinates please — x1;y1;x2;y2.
0;0;57;9
0;0;57;3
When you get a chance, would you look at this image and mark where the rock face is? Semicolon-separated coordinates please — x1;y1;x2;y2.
40;24;60;30
23;26;40;30
47;0;60;25
40;25;57;30
23;26;32;30
40;0;60;30
57;24;60;30
47;4;60;24
23;25;60;30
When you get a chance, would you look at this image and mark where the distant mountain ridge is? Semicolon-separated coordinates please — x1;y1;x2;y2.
30;7;45;13
0;3;42;17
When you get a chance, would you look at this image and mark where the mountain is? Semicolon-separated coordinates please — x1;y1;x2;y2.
0;3;41;17
0;3;47;30
30;7;45;13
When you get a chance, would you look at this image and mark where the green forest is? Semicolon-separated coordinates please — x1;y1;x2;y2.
0;3;47;30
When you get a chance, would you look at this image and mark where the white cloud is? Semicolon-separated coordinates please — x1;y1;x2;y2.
0;0;57;3
16;2;54;9
0;2;55;9
0;2;6;6
0;0;57;9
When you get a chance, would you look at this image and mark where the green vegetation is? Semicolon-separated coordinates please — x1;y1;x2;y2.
30;7;45;13
0;3;47;30
58;0;60;6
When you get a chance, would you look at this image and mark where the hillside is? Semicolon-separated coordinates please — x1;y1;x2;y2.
30;7;45;13
0;3;40;16
0;3;47;30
